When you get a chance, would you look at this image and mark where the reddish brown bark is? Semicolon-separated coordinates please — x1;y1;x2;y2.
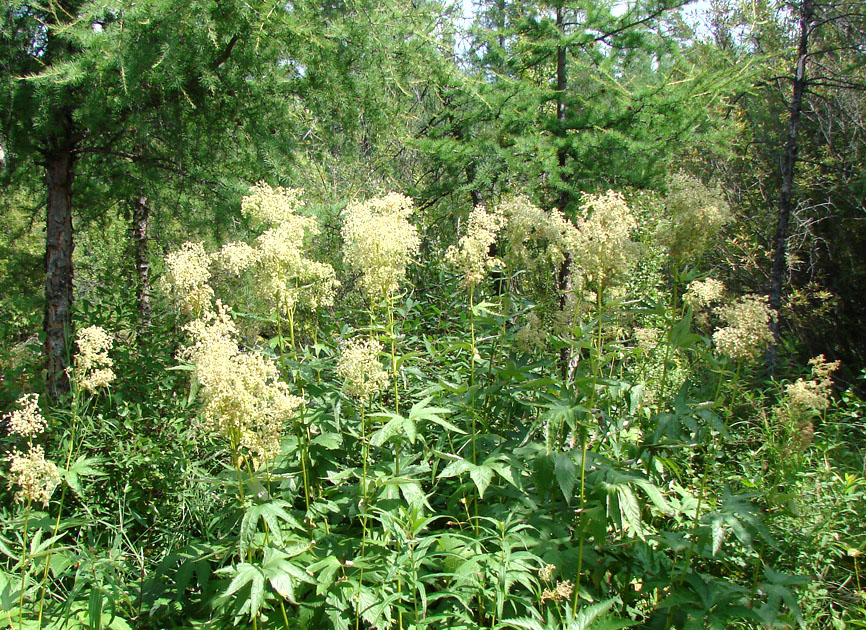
44;147;75;401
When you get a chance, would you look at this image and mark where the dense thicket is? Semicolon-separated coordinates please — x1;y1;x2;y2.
1;0;865;628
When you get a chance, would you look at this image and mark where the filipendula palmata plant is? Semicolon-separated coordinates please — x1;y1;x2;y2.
141;184;825;629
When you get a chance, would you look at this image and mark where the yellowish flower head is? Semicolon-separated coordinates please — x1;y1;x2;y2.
657;173;731;262
501;195;578;271
165;241;214;315
336;337;389;403
684;278;726;311
6;445;60;506
183;303;303;461
72;325;115;392
786;354;840;413
712;294;774;362
634;327;660;352
241;182;305;225
4;393;45;438
573;190;640;288
211;205;337;315
342;192;420;299
445;204;506;288
215;241;259;276
515;313;548;353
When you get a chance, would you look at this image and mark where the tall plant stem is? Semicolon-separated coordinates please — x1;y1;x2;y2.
666;362;741;629
18;497;33;630
572;285;604;613
37;393;85;627
387;295;399;415
657;278;681;408
276;299;311;512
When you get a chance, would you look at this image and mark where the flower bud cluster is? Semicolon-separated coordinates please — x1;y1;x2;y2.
6;445;60;506
501;195;578;272
573;190;640;289
712;295;774;362
182;303;303;462
241;182;304;225
786;354;840;413
4;394;60;506
72;325;115;392
684;278;726;311
336;337;389;404
657;173;731;262
3;393;45;438
445;204;506;287
164;241;214;315
342;192;420;299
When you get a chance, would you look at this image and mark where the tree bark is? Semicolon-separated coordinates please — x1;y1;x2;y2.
131;195;152;325
768;0;814;372
44;146;75;401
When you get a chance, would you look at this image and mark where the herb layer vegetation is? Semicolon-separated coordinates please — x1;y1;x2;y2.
2;1;865;629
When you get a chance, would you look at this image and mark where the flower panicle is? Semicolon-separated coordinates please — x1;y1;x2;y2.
72;325;115;392
3;393;45;438
342;192;420;299
712;294;775;362
445;204;506;288
336;337;389;403
6;444;60;507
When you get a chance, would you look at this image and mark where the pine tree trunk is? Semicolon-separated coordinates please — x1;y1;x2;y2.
768;0;813;372
131;195;152;325
44;147;75;401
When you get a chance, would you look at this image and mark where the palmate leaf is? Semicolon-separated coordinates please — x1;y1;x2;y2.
239;500;303;556
60;456;106;498
369;412;416;446
218;563;265;621
260;546;315;604
569;599;636;630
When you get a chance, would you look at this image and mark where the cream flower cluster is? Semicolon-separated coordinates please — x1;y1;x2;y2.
501;195;578;272
72;325;115;392
164;241;214;315
657;173;731;262
712;295;775;362
786;354;840;413
445;204;506;287
6;445;60;506
336;337;389;403
241;182;304;225
515;313;548;353
573;190;640;289
684;278;726;311
183;304;303;461
4;395;60;506
3;393;45;438
342;192;420;299
634;327;660;352
170;185;338;317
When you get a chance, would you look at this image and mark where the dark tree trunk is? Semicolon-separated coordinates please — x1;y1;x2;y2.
44;146;75;401
131;195;152;325
768;0;814;373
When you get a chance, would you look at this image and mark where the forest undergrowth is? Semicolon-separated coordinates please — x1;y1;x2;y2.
2;181;865;630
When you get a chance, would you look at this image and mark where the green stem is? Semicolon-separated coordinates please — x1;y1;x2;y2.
572;432;589;615
37;393;84;628
18;497;32;630
387;294;399;415
667;361;741;628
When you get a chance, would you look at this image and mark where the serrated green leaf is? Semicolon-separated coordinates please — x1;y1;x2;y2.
469;464;494;499
554;452;577;502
